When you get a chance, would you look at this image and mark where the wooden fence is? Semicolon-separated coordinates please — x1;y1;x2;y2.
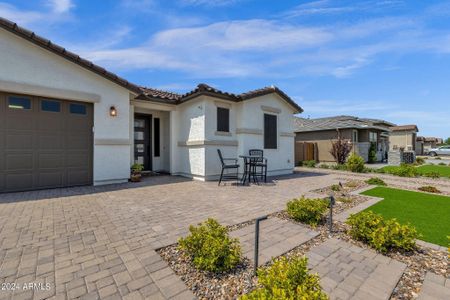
295;141;318;164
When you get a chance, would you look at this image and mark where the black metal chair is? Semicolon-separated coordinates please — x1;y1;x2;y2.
249;149;267;183
217;149;239;186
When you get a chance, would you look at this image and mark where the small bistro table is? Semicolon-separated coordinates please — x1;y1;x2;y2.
239;155;267;185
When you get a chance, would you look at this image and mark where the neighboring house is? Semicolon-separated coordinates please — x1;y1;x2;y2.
294;116;393;163
389;125;419;152
416;136;443;155
0;18;301;192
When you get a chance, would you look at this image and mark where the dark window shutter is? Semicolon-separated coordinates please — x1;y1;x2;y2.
264;114;277;149
217;107;230;132
154;118;160;157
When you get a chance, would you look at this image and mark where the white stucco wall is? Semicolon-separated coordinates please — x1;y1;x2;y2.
0;28;133;185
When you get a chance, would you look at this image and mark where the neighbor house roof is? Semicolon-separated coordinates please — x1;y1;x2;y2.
294;115;393;133
1;17;302;113
390;125;419;132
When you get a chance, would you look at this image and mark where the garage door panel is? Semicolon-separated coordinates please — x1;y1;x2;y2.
1;92;93;192
38;171;64;188
38;153;65;169
5;153;33;171
5;173;33;191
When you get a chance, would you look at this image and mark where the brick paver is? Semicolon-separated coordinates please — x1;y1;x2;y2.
306;238;406;300
418;272;450;300
0;172;338;299
230;217;319;265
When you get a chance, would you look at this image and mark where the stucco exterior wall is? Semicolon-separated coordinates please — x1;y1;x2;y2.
390;131;416;151
0;28;132;185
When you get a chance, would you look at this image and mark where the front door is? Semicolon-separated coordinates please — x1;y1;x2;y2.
134;115;152;170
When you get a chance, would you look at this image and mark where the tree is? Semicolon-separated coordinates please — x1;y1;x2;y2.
330;130;353;164
368;142;377;163
445;137;450;145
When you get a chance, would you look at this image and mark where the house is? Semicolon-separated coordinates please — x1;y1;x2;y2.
416;136;443;155
0;18;301;192
389;125;419;152
294;116;393;163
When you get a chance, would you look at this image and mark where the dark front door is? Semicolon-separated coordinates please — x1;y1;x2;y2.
134;115;152;170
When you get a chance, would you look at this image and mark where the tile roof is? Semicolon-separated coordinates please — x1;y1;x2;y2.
294;115;393;133
1;17;302;113
390;125;419;132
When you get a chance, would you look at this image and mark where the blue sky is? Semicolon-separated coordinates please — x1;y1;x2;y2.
1;0;450;138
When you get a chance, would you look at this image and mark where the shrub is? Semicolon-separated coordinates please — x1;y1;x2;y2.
332;164;347;171
346;211;418;253
423;172;440;179
385;163;418;177
286;197;328;226
368;142;377;164
336;197;353;203
346;153;366;173
374;168;386;174
418;186;441;193
438;162;446;166
319;164;330;169
365;177;387;186
345;180;359;188
330;184;341;191
435;157;442;160
415;157;425;165
178;218;241;272
304;160;316;168
240;256;328;300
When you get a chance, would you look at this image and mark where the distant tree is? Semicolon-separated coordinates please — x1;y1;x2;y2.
330;130;353;164
445;137;450;145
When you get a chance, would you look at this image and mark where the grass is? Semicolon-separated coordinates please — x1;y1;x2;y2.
361;187;450;246
380;164;450;178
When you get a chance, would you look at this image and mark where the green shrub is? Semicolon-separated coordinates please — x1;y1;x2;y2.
319;164;330;169
415;157;425;165
336;197;353;203
240;256;328;300
368;142;377;164
365;177;387;186
385;163;418;177
423;172;440;179
438;162;446;166
304;160;316;168
297;161;303;167
286;197;328;226
435;157;442;160
346;211;418;253
332;164;347;171
346;153;366;173
330;184;341;191
418;186;441;193
178;218;241;272
374;168;386;174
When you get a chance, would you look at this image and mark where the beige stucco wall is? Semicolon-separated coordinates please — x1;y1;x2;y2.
389;131;416;151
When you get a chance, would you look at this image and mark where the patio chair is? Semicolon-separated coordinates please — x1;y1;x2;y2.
249;149;267;183
217;149;239;186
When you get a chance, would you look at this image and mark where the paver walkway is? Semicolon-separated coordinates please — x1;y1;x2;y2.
230;217;319;265
0;172;337;300
306;238;406;300
418;272;450;300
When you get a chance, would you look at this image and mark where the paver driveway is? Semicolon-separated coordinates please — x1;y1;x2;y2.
0;172;337;299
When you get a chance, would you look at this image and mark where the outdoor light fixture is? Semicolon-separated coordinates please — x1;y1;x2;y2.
110;106;117;117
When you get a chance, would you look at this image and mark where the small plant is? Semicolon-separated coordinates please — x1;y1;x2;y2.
345;180;359;188
304;160;316;168
365;177;387;186
178;218;241;272
331;164;347;171
385;163;418;177
286;197;328;227
368;142;377;164
240;256;328;300
130;163;144;182
346;211;418;253
319;164;330;169
423;172;440;179
330;130;353;164
438;162;446;166
297;161;304;167
435;157;442;160
336;197;353;203
346;153;366;173
418;186;441;193
415;157;425;165
330;184;341;191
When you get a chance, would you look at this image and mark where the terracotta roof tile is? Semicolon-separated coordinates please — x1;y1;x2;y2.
390;125;418;132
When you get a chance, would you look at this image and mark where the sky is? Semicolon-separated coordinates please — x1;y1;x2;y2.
1;0;450;138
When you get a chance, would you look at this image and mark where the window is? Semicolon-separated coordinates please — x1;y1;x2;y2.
369;132;377;143
154;118;160;157
352;130;358;142
217;107;230;132
69;103;87;115
8;96;31;110
41;100;61;112
264;113;277;149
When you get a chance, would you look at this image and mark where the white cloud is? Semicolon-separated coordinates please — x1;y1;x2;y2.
46;0;74;13
180;0;238;7
0;3;44;25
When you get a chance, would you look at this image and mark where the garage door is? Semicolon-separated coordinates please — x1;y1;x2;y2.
0;92;93;192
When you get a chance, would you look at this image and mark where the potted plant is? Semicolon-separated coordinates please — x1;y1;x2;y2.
130;163;144;182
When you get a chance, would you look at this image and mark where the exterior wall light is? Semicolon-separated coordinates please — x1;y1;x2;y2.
110;106;117;117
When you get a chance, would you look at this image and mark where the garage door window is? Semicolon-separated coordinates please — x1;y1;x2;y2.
70;103;87;115
8;96;31;110
41;100;61;112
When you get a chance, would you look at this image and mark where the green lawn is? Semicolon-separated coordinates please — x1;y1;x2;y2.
380;164;450;178
361;187;450;246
